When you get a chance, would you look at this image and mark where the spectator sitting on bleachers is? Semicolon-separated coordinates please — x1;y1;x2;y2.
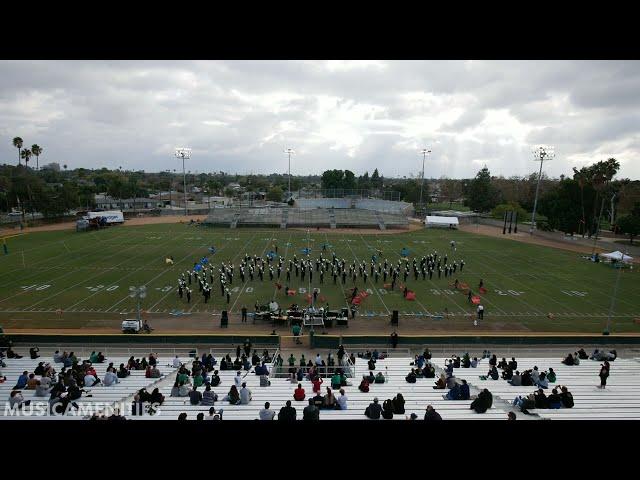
149;388;164;406
433;374;446;389
521;370;533;386
591;349;617;362
374;372;385;384
537;372;549;389
445;382;461;400
364;371;375;384
531;366;541;384
103;369;119;386
239;383;252;404
192;371;204;387
470;388;493;413
296;367;306;382
209;370;221;387
423;364;435;378
382;399;394;419
424;405;442;421
414;366;424;378
460;379;470;400
30;347;40;359
331;371;342;389
34;380;49;397
547;388;562;409
201;384;217;405
84;370;100;387
509;371;522;386
501;365;513;381
485;366;499;380
358;378;370;392
323;387;337;409
220;357;229;371
251;351;261;366
14;370;29;389
533;389;548;409
365;397;382;419
26;373;38;390
260;373;271;387
259;402;276;420
489;354;497;366
508;357;518;371
178;381;190;397
233;357;243;370
498;357;508;369
337;389;348;410
294;383;306;401
367;358;376;371
576;348;588;359
117;363;130;379
89;351;99;363
224;385;241;405
406;369;417;383
278;400;297;421
303;398;320;420
561;353;575;366
9;390;31;409
53;350;64;363
312;376;323;393
391;393;405;414
446;375;457;389
452;356;461;368
189;386;203;405
444;360;454;377
547;368;556;383
471;357;478;368
560;386;574;408
32;362;44;376
462;353;471;368
177;413;188;421
170;381;180;397
7;347;23;359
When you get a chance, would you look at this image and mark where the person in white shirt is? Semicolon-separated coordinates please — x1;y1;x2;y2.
234;371;243;388
337;389;348;410
239;383;252;404
173;356;182;369
35;380;50;397
103;370;119;386
39;375;52;389
84;373;100;387
315;354;322;366
53;351;64;363
259;401;276;420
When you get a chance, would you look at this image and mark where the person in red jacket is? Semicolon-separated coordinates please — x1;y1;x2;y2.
358;378;370;393
312;377;323;394
294;383;306;401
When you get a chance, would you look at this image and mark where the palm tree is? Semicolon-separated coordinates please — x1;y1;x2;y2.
21;149;32;168
12;137;23;165
31;144;43;170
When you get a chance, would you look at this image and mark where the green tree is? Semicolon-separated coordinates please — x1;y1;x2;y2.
12;137;23;166
371;168;381;189
321;169;344;191
31;144;43;171
616;214;640;244
267;186;284;202
343;170;356;190
465;167;501;212
20;149;32;169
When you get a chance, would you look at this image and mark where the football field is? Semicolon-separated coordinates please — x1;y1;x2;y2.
0;223;639;333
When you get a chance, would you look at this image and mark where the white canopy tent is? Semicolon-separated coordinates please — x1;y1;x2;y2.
601;250;633;263
425;216;459;228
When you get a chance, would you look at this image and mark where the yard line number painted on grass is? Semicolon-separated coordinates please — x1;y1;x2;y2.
561;290;588;297
495;289;525;296
85;285;120;292
21;284;52;291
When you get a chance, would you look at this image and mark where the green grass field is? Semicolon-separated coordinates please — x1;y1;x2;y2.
0;224;639;333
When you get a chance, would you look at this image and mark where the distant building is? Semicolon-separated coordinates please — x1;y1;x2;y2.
41;162;61;172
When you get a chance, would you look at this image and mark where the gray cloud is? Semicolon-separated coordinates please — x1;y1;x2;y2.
0;60;639;179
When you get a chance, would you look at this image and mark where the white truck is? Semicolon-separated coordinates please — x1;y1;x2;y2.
85;210;124;224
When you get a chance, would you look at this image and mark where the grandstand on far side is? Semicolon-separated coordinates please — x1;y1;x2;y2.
202;197;412;230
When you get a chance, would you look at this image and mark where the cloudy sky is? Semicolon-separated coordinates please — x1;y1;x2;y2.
1;60;639;179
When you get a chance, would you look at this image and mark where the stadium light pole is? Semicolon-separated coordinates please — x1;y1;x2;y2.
530;146;554;234
128;285;147;331
175;148;191;216
284;148;295;200
419;149;431;211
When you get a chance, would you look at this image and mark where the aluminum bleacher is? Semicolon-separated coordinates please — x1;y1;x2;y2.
203;206;409;230
431;356;640;420
0;351;189;419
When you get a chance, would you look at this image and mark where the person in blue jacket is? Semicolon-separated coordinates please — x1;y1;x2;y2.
460;379;470;400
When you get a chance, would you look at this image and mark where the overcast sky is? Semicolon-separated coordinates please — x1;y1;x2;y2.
1;60;638;180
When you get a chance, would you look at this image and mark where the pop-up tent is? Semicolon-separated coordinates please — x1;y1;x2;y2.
601;251;633;263
425;216;459;228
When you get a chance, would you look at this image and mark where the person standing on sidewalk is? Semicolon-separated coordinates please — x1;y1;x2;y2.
241;306;248;323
